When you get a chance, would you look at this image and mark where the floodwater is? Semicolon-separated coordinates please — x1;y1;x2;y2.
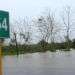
3;50;75;75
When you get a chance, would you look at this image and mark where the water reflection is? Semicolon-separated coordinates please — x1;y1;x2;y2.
3;50;75;75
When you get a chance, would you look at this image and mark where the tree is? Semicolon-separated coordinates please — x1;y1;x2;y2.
61;6;72;50
19;17;32;45
35;10;58;51
9;29;19;55
9;17;32;54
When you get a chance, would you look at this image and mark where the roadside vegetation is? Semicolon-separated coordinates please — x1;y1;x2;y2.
2;39;75;55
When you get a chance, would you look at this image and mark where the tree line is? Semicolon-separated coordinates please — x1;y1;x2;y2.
2;6;75;55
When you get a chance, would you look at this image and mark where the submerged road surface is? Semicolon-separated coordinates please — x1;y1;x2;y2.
3;50;75;75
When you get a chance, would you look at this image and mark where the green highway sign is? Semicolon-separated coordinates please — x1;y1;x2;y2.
0;11;9;38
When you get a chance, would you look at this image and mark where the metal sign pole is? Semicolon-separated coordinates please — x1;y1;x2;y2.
0;39;3;75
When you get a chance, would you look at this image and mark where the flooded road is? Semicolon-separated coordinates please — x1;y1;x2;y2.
3;50;75;75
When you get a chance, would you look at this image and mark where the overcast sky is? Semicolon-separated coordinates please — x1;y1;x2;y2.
0;0;75;20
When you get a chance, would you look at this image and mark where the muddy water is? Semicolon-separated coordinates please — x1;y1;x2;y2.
3;50;75;75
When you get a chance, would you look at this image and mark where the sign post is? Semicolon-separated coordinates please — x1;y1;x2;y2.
0;11;9;75
0;46;2;75
0;39;4;75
